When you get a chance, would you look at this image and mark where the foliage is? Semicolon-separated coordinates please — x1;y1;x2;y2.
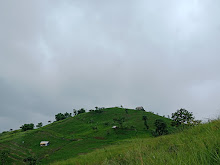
113;117;125;128
36;122;43;128
55;112;72;121
154;119;168;136
0;107;174;164
171;108;194;127
142;115;149;129
53;119;220;165
55;113;66;121
64;112;72;118
77;108;86;115
23;156;37;165
0;150;9;165
20;123;34;131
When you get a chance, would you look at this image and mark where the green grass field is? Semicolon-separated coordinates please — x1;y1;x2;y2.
53;119;220;165
0;107;174;164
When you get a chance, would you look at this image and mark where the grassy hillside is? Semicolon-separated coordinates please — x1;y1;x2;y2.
0;107;174;164
53;119;220;165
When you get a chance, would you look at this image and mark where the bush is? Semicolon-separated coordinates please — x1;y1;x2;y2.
153;119;168;136
20;123;34;131
23;156;37;165
55;112;72;121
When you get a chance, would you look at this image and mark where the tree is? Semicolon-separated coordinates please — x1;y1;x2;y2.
55;113;66;121
142;116;149;129
171;108;194;127
77;108;85;114
20;123;34;131
154;119;168;136
73;109;77;116
36;122;43;128
64;112;72;118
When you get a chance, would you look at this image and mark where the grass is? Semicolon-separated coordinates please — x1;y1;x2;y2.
0;107;174;164
52;119;220;165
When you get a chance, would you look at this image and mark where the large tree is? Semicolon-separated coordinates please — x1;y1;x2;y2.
171;108;194;127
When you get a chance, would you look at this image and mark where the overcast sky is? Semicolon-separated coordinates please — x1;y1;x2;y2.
1;0;220;132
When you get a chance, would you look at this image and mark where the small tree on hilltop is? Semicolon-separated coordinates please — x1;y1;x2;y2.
64;112;72;118
171;108;194;127
73;109;77;116
78;108;86;114
55;113;66;121
20;123;34;131
36;122;43;128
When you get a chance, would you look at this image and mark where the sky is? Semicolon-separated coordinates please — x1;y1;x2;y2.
1;0;220;132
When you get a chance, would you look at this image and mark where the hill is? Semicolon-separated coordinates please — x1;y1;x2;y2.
53;118;220;165
0;107;174;164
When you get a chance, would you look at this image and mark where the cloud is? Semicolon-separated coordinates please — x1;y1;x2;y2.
0;0;220;132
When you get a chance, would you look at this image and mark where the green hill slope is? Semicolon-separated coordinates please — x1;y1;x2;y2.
53;119;220;165
0;107;174;164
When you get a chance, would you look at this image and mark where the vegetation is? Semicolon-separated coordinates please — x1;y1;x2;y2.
154;119;168;136
171;108;194;127
53;119;220;165
1;106;215;165
20;123;34;131
0;150;9;165
0;107;174;164
142;115;149;129
36;122;43;128
55;112;71;121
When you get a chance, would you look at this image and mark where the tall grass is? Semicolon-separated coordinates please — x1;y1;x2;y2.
53;119;220;165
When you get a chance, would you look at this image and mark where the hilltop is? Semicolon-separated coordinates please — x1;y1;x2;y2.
0;107;174;164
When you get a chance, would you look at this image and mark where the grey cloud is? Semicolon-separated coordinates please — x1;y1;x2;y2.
0;0;220;132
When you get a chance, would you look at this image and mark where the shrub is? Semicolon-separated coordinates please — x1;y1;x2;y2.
20;123;34;131
153;119;168;136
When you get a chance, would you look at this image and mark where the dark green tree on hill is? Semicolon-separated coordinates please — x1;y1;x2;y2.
171;108;194;127
154;119;168;136
77;108;86;114
73;109;77;116
55;112;72;121
64;112;72;118
36;122;43;128
55;113;66;121
142;116;149;129
20;123;34;131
